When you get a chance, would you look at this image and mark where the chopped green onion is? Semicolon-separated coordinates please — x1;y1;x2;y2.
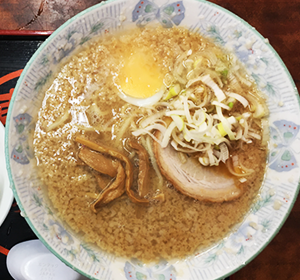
216;106;236;140
199;157;210;166
164;84;181;101
227;116;237;125
220;69;229;78
193;57;203;68
228;102;234;108
217;122;227;136
253;103;266;118
228;92;249;108
212;101;231;110
161;121;177;148
200;74;226;102
170;114;184;131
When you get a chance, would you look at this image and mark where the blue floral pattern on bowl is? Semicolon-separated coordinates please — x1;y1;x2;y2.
132;0;185;28
124;259;176;280
268;120;300;172
11;113;34;164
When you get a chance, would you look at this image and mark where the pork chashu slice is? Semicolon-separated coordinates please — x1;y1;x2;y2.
153;132;243;202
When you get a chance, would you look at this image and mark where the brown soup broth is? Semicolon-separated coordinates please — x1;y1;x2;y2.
33;26;267;262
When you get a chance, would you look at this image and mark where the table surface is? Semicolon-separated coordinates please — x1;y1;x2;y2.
0;0;300;279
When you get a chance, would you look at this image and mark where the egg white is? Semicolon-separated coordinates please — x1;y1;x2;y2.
117;86;165;107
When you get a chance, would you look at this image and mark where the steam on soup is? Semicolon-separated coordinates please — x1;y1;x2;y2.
33;26;268;262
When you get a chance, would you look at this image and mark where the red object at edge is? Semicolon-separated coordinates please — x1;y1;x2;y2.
0;69;23;125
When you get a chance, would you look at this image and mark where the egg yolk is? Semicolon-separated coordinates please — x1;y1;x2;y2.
118;51;164;99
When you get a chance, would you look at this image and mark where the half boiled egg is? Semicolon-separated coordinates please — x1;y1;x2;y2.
114;48;166;107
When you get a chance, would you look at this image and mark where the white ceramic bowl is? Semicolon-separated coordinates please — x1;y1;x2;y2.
5;0;300;279
0;122;13;227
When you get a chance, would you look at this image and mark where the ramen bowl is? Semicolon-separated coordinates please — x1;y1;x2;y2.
5;0;300;279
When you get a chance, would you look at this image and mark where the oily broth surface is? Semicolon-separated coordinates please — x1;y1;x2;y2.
33;27;267;262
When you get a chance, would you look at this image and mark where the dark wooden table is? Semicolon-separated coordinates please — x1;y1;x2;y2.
1;1;300;279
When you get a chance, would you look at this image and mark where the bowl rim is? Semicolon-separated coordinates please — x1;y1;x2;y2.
5;0;300;279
